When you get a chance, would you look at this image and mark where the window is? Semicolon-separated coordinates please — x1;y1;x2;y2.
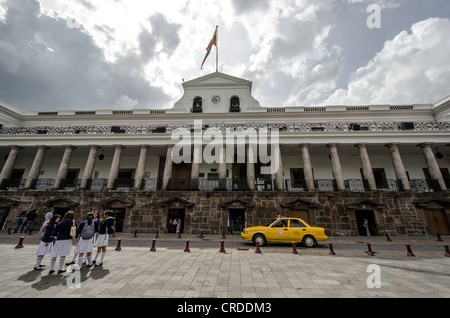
192;97;203;113
65;169;80;187
372;168;388;189
399;122;415;130
272;219;288;227
207;172;218;181
290;168;307;188
290;219;306;228
230;96;240;112
111;126;126;133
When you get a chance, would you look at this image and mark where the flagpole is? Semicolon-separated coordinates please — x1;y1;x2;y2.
216;25;218;73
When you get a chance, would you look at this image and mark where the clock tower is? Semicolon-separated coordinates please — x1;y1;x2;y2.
168;72;262;114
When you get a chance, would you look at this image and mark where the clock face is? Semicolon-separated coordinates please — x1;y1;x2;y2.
211;95;221;105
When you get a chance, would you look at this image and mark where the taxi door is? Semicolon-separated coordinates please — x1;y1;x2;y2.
266;218;292;242
289;218;308;242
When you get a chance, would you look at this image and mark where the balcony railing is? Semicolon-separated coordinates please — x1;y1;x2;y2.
1;121;449;136
0;177;444;192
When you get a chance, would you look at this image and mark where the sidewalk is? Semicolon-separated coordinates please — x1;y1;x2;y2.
0;233;449;299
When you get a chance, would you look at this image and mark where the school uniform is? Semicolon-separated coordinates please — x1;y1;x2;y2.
51;219;74;258
93;216;114;266
95;217;114;248
35;223;55;256
76;221;97;253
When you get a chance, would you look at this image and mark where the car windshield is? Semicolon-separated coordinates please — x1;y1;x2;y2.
264;219;277;227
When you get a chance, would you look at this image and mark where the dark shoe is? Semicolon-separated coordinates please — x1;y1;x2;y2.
94;262;103;267
57;269;66;274
65;261;75;266
39;264;46;267
34;267;44;271
49;270;55;274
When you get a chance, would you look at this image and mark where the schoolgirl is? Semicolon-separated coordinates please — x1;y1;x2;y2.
66;211;99;266
75;212;97;269
93;210;114;267
34;214;60;270
49;211;76;274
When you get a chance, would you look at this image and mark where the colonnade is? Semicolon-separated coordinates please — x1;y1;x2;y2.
0;143;447;191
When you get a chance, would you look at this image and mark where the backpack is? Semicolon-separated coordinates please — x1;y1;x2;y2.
81;222;95;239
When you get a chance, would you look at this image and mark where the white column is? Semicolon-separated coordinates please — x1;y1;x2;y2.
419;143;447;190
106;145;124;190
190;144;201;190
162;145;173;190
246;144;256;191
385;143;410;191
53;145;77;189
134;145;149;190
218;144;227;189
0;145;23;185
271;144;285;191
355;143;377;191
80;145;99;190
300;144;315;191
327;143;345;191
25;146;49;189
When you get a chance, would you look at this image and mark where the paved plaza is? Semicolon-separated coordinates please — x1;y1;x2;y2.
0;233;449;300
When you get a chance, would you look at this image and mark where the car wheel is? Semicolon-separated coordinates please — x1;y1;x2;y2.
302;235;316;248
253;234;267;246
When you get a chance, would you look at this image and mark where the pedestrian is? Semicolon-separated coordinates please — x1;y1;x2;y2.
14;211;26;233
34;214;60;271
38;211;53;240
49;211;76;274
75;212;97;269
172;218;177;233
93;210;114;267
176;218;182;234
23;209;37;233
67;210;101;266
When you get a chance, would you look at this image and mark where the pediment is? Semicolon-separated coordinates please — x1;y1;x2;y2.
219;198;254;209
159;197;195;208
0;196;20;207
343;199;385;209
99;197;135;208
44;196;80;207
183;72;252;89
413;199;450;209
280;198;318;209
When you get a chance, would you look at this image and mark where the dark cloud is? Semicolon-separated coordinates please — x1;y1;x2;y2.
0;0;181;111
139;13;181;62
231;0;269;15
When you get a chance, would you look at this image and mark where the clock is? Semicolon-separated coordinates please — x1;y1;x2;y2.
211;95;221;105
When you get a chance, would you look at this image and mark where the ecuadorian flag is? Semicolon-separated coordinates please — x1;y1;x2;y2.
201;28;217;70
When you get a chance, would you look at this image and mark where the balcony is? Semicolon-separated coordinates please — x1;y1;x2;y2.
0;177;444;193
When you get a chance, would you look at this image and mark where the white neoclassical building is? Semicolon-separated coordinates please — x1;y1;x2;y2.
0;72;449;236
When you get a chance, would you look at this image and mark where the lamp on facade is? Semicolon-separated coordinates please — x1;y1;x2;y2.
435;148;443;160
98;149;105;161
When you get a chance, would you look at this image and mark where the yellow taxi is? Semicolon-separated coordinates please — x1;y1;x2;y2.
241;217;328;247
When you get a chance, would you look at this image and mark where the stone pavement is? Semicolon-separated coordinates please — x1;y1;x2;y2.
0;233;449;299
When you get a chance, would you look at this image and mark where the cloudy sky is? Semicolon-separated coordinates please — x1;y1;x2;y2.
0;0;449;111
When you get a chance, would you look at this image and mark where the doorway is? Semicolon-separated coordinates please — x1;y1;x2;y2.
0;207;10;230
111;208;126;233
167;208;185;233
290;209;310;225
424;209;450;235
228;209;246;234
170;163;191;190
54;207;71;218
355;210;378;236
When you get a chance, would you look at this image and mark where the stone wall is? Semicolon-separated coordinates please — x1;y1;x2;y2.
0;190;449;237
